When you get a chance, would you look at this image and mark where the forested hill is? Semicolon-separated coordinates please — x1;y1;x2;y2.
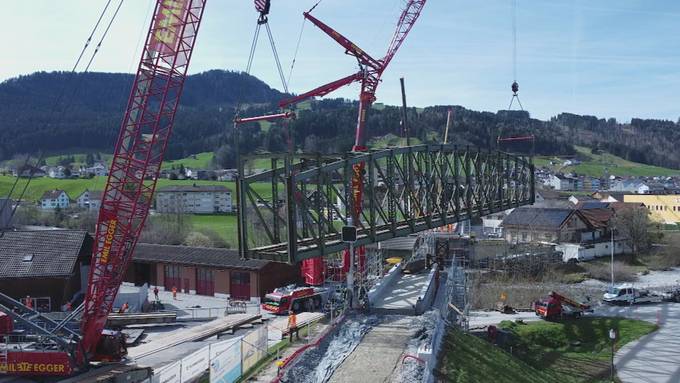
1;70;680;170
0;70;284;160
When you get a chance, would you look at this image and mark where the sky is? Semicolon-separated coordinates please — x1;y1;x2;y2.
3;0;680;122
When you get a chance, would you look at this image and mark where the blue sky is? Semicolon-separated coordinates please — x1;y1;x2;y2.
3;0;680;122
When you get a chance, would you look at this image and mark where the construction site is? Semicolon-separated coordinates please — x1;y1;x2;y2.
1;1;680;383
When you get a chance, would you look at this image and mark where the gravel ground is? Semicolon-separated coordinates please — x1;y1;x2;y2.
280;315;378;383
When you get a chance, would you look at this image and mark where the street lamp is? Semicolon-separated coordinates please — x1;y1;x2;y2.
609;328;617;382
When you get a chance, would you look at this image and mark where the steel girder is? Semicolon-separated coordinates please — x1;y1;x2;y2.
237;145;535;263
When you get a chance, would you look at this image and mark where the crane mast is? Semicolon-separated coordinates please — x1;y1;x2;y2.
80;0;207;358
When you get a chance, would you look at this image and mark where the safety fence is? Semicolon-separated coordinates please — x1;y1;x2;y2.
146;326;268;383
423;258;469;383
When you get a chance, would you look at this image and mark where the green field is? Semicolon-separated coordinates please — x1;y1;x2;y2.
161;152;215;170
43;152;113;168
440;317;656;383
188;214;238;246
536;146;680;177
0;176;273;203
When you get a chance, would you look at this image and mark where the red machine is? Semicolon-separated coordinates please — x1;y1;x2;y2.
262;286;324;315
534;291;590;320
237;1;427;287
0;0;207;376
282;1;428;285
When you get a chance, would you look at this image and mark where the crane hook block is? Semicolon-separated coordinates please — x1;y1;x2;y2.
511;81;519;95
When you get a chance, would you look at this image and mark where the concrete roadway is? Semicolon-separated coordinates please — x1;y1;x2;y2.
594;303;680;383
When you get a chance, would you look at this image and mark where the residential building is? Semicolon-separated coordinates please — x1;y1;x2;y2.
126;244;301;301
40;190;70;209
0;231;93;311
13;165;46;178
81;162;108;177
215;169;238;181
591;192;624;202
155;184;233;214
501;208;587;244
482;209;512;236
545;174;575;191
610;179;650;194
623;194;680;224
48;166;67;179
76;190;103;211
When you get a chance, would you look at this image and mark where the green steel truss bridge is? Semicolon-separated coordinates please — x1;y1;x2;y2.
237;145;535;264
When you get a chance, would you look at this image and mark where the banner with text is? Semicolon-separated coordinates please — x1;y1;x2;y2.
209;338;242;383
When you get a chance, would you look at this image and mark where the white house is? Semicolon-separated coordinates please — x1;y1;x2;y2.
545;174;575;191
482;209;513;237
81;162;108;177
76;190;103;210
556;240;630;262
609;180;650;194
40;190;70;209
47;166;66;179
155;184;233;214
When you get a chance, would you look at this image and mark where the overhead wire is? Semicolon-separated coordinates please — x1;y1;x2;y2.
265;21;288;94
286;17;307;89
3;0;125;228
0;0;116;223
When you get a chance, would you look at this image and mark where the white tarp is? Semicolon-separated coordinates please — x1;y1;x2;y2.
180;345;210;383
241;327;267;372
153;361;181;383
210;338;242;383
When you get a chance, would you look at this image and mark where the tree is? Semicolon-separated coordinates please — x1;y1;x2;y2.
184;231;213;248
613;206;651;262
85;153;95;166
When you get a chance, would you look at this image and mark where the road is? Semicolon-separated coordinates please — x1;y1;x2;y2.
594;303;680;383
327;315;415;383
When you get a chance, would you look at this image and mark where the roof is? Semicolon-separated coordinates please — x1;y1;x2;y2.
156;185;231;193
133;243;269;270
577;208;614;229
41;189;67;200
577;201;610;210
0;230;90;278
502;208;575;230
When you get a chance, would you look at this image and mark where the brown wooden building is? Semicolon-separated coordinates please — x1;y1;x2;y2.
127;243;302;301
0;230;92;311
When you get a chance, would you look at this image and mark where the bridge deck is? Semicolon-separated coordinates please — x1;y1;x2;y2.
371;271;431;315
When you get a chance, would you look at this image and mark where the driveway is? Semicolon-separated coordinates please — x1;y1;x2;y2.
593;303;680;383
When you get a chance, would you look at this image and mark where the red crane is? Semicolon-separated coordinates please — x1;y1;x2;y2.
234;1;427;286
280;1;427;285
0;0;207;376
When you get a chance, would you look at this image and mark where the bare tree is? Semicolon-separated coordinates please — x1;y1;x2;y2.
613;206;650;262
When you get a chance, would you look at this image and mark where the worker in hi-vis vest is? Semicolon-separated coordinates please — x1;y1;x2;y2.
287;310;299;342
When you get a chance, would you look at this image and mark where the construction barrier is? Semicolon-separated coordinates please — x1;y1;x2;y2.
180;345;210;383
241;326;267;372
148;328;267;383
210;338;242;383
415;266;440;315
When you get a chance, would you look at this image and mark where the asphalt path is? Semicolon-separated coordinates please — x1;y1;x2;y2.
594;303;680;383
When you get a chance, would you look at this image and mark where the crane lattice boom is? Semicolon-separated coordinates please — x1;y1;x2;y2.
80;0;207;358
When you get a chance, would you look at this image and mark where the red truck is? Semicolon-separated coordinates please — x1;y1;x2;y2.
534;291;590;320
262;285;325;314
